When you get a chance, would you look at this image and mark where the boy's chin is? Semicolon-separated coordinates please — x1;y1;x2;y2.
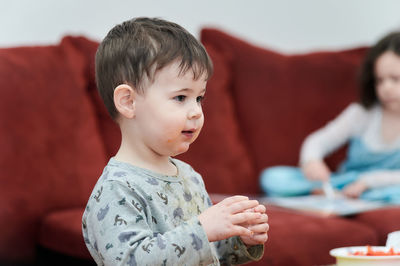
171;144;190;156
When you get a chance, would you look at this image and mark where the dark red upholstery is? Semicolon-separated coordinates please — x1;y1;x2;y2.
261;207;377;266
353;207;400;244
0;29;399;266
0;37;106;262
200;28;367;174
65;37;122;158
39;208;91;259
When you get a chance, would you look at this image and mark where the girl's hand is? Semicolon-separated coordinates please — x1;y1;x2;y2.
240;204;269;246
198;196;262;242
302;160;331;182
342;180;368;198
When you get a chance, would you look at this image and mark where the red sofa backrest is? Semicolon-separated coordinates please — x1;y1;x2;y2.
192;28;368;194
0;37;106;262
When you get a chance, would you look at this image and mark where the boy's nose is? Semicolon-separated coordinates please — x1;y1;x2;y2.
188;103;202;119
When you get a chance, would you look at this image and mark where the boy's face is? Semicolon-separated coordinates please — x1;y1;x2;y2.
133;61;207;157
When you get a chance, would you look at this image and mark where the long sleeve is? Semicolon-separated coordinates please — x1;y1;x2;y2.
215;237;264;265
299;103;368;165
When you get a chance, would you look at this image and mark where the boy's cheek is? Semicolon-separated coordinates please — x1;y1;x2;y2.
192;121;204;142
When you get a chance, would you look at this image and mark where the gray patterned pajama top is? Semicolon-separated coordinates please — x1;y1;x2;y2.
82;157;264;266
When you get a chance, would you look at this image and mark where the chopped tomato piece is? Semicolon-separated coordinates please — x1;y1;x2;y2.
349;245;400;256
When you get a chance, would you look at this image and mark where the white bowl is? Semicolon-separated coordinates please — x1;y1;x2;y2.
330;246;400;266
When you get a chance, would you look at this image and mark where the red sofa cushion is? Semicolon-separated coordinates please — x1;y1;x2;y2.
39;208;91;259
352;207;400;245
260;207;378;266
64;37;122;158
200;28;368;175
0;37;106;262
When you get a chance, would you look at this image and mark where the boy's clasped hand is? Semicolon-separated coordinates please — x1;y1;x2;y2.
198;195;269;245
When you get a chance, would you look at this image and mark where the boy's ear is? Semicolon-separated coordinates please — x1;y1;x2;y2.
114;84;136;119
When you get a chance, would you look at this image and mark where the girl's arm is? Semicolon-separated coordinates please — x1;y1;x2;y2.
343;170;400;198
360;170;400;188
300;103;368;165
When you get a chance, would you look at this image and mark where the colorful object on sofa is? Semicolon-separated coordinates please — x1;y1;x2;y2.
1;28;400;266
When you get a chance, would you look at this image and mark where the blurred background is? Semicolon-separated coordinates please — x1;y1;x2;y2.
1;0;400;53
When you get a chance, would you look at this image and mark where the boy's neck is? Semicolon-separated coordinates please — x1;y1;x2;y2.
114;141;178;176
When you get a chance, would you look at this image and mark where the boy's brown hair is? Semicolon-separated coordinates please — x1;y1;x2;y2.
95;17;213;120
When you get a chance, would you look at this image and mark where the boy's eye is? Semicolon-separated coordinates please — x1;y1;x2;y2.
174;95;186;102
196;96;205;103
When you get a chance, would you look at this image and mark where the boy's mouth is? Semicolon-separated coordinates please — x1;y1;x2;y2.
182;129;195;137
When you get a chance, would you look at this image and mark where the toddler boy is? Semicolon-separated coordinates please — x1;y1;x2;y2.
82;17;269;265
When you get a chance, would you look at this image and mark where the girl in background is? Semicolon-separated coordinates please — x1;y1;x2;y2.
260;31;400;204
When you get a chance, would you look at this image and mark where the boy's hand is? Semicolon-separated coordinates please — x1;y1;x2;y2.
302;160;331;182
239;204;269;246
198;196;262;242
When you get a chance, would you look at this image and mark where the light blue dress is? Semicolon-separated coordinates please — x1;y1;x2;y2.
260;138;400;203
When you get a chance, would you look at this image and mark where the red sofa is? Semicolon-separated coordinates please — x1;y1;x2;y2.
1;28;399;266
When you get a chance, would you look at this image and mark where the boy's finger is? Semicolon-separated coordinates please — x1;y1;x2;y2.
248;222;269;233
230;200;259;213
220;195;249;206
245;213;269;225
251;232;269;243
254;204;266;213
231;211;261;224
233;225;254;238
258;214;269;222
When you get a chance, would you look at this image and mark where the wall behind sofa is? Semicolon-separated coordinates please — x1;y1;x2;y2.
1;0;400;53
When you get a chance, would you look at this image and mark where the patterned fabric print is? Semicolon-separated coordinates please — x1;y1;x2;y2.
82;158;263;266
